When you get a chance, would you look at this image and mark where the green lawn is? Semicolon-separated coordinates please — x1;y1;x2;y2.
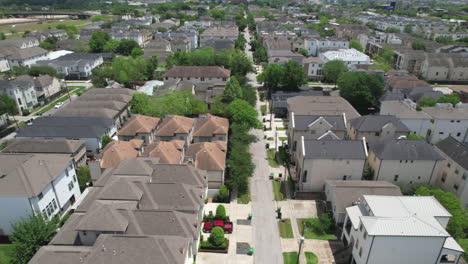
35;86;87;115
267;149;279;168
0;19;91;34
458;239;468;261
237;191;251;204
276;127;287;131
260;105;267;115
279;137;288;141
283;252;298;264
0;244;14;264
272;180;286;201
278;219;294;238
297;218;337;240
305;252;319;264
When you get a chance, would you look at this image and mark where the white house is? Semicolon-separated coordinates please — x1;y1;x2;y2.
380;99;432;137
434;136;468;207
303;56;325;81
423;104;468;144
342;195;464;264
304;38;349;56
0;153;81;235
319;48;370;68
0;56;10;72
368;139;443;187
295;138;368;192
0;78;38;115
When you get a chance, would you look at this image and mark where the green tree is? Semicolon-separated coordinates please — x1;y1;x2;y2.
77;165;91;189
88;31;111;53
0;94;18;116
91;66;112;87
407;134;425;139
415;186;468;239
215;205;227;220
385;26;400;33
208;226;225;247
116;39;140;56
131;47;144;58
101;135;113;149
404;24;413;33
0;32;5;40
111;56;150;86
412;41;426;50
130;93;154;115
323;60;348;84
417;97;437;108
216;184;229;202
362;166;374;180
435;36;453;44
253;46;267;63
338;72;384;113
349;40;363;52
10;214;58;264
229;50;254;76
223;76;243;103
209;9;225;19
257;63;284;93
226;99;262;129
281;60;306;90
103;38;119;53
437;93;460;106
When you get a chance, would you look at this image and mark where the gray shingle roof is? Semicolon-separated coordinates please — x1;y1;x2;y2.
370;139;443;160
435;136;468;171
1;138;85;154
303;140;366;159
349;115;410;133
294;115;346;131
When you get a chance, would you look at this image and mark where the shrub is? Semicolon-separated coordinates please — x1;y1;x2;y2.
215;185;229;203
200;239;228;249
215;205;226;220
22;109;30;116
208;226;225;247
304;213;334;235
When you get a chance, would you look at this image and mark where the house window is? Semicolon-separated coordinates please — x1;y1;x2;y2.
439;132;444;135
222;78;227;81
375;132;380;136
417;176;421;180
310;130;316;134
457;132;461;137
355;239;359;249
73;175;77;183
455;169;459;175
394;175;399;181
65;168;69;177
343;175;347;180
68;181;74;191
364;231;367;240
441;172;447;183
302;170;308;183
359;247;363;257
201;77;205;81
448;163;451;168
38;192;44;200
399;160;402;163
454;184;459;190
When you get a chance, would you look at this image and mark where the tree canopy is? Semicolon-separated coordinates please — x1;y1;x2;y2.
349;40;363;52
0;94;18;116
257;63;283;92
223;76;243;103
412;41;426;51
226;99;262;129
338;72;384;114
323;60;348;84
88;31;111;53
257;61;306;92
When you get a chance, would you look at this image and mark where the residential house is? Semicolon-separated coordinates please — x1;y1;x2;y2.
268;50;305;65
420;105;468;144
26;29;68;41
200;26;238;47
348;115;410;144
434;136;468;206
193;82;225;105
380;99;432;137
16;116;117;155
0;46;48;68
0;153;80;235
368;139;443;186
56;39;89;52
304;38;349;56
319;48;370;69
155;115;195;147
16;75;63;104
271;90;324;117
295;138;367;192
192;114;229;143
142;140;184;164
36;53;104;79
420;54;468;83
324;180;402;224
185;142;226;192
0;78;38;114
385;75;442;102
118;115;161;145
342;195;464;264
303;56;325;81
0;37;39;49
164;66;230;84
0;55;10;72
1;139;87;166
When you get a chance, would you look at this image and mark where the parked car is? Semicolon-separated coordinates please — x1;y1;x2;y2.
54;102;64;109
203;220;233;233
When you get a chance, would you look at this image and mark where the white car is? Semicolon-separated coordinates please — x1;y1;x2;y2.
54;102;64;109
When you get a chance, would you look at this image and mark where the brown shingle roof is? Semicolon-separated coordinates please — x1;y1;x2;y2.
193;114;229;137
185;142;226;171
164;66;230;78
142;141;183;164
97;140;143;169
118;115;161;136
155;115;194;137
201;26;238;37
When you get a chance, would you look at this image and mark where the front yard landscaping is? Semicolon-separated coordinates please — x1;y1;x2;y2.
272;180;286;201
267;149;279;168
297;216;337;240
237;191;251;204
0;244;13;264
283;252;298;264
305;252;319;264
278;219;294;238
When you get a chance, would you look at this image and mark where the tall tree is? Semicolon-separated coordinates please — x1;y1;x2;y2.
223;76;243;103
338;72;384;113
323;60;348;84
226;99;261;129
0;94;18;116
116;39;140;56
10;215;58;264
88;31;111;53
350;40;364;52
281;60;306;90
257;63;284;93
229;50;254;76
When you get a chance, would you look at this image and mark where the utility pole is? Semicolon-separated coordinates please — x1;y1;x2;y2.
297;236;305;264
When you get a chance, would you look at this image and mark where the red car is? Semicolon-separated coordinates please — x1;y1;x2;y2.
203;220;233;233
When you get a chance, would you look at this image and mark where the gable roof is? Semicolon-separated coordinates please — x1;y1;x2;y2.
185;142;226;171
370;139;442;160
1;139;85;154
349;115;410;132
118;115;160;137
435;136;468;171
201;26;238;37
142;141;183;164
293;114;346;131
155;115;194;137
288;96;360;120
164;66;230;78
96;140;143;169
193;114;229;137
303;140;366;160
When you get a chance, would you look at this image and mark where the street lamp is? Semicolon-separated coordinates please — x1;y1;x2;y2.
297;236;305;264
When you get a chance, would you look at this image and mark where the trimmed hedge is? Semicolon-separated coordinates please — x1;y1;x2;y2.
200;239;228;250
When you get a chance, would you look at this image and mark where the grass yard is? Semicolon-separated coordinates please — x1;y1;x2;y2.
458;239;468;261
0;19;91;34
276;127;287;131
267;149;279;168
283;252;298;264
272;180;286;201
278;219;294;238
279;137;288;141
0;244;14;264
35;86;87;115
260;105;267;115
305;252;319;264
237;191;251;204
297;218;337;240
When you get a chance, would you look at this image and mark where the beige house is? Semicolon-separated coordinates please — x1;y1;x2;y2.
295;137;368;192
118;115;161;145
348;115;410;144
192;114;229;143
142;140;184;164
434;136;468;207
368;139;443;187
163;66;230;84
155;115;195;147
